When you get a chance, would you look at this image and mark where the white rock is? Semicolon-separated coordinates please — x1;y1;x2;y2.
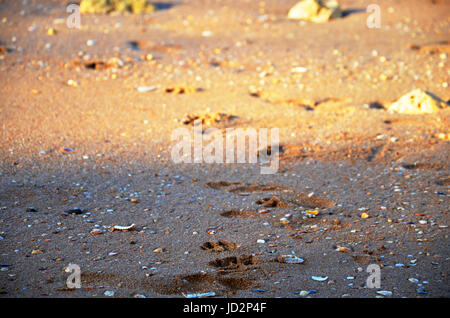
388;89;448;114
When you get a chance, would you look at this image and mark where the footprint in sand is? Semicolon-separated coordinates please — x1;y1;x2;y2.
208;255;261;270
148;272;256;295
287;192;334;209
255;196;287;208
201;240;238;253
220;210;259;219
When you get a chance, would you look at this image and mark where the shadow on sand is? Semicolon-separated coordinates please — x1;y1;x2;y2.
341;8;366;18
153;1;181;11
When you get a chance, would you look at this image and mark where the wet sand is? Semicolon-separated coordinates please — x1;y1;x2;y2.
0;0;449;297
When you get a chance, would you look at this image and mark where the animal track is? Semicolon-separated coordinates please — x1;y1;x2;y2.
201;240;238;253
208;255;261;270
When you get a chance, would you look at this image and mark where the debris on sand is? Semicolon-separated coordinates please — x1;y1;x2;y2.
110;224;136;232
287;0;342;23
165;86;201;94
387;89;449;114
80;0;155;14
70;57;125;70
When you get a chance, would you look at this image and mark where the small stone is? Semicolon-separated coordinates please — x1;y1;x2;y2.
288;0;342;23
388;89;448;114
376;290;392;296
65;208;84;215
90;229;103;235
104;290;115;297
137;86;156;93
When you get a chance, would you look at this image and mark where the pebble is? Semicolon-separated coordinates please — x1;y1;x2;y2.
311;276;328;282
104;290;115;297
251;289;266;293
90;229;103;235
299;290;308;297
137;86;156;93
376;290;392;296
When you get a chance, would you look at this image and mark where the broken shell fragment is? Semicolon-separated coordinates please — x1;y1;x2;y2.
90;229;103;235
184;292;216;298
110;224;136;232
336;246;351;253
277;255;305;264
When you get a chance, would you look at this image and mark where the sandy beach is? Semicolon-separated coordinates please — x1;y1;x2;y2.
0;0;449;298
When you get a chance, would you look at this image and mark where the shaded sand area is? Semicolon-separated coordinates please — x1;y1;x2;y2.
0;0;449;297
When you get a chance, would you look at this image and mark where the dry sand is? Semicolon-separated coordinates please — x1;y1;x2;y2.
0;0;449;298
